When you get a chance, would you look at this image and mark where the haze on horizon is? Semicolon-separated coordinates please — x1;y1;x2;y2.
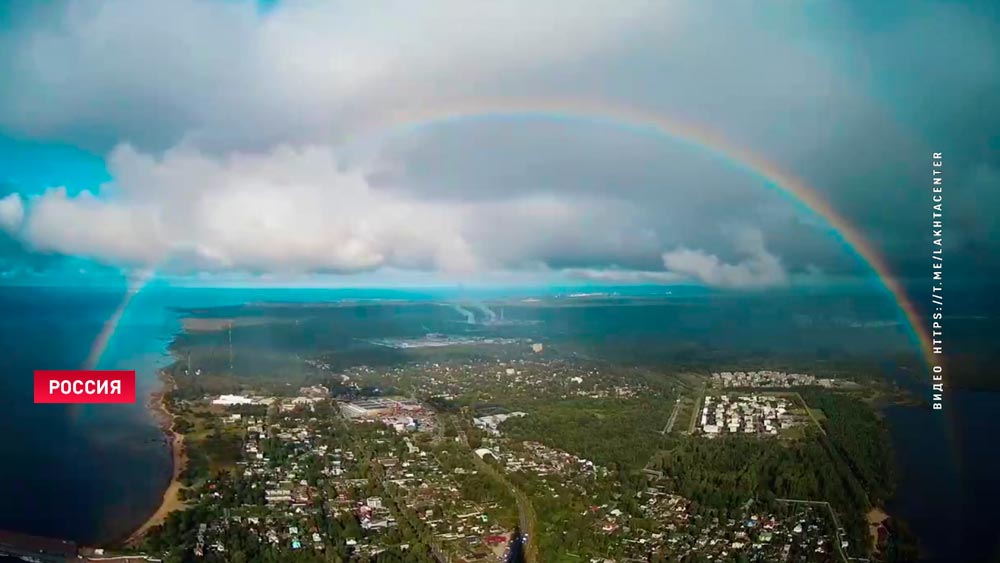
0;0;997;293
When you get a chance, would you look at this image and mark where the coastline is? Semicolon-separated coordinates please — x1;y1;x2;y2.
866;507;889;554
124;370;188;546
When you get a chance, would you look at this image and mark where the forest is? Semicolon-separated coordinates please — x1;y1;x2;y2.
647;436;870;553
800;389;896;504
500;397;676;470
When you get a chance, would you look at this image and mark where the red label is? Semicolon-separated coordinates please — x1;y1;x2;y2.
34;370;136;404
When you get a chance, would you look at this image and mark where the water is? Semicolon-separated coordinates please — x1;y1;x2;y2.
884;390;1000;562
0;286;173;545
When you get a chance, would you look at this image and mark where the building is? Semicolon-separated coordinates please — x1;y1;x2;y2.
697;394;799;437
474;448;498;461
212;394;256;406
339;398;396;418
473;412;526;435
298;384;330;397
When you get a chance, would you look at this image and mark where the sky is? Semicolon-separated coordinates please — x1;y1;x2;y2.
0;0;997;291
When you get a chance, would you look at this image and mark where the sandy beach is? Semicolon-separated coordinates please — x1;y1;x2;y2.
867;507;890;553
124;373;189;546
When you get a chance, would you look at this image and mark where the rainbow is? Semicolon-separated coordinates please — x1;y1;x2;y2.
85;98;934;371
363;98;934;368
84;269;154;369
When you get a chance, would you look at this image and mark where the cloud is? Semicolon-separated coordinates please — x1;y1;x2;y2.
20;145;474;272
564;268;682;284
661;229;788;289
0;0;667;152
0;0;998;283
24;187;166;264
0;194;24;234
14;144;658;275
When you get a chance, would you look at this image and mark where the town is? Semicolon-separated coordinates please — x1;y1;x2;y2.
333;357;654;405
697;394;804;436
156;390;518;562
127;351;870;563
710;370;855;389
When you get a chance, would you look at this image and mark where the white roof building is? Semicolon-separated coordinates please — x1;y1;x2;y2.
212;394;255;406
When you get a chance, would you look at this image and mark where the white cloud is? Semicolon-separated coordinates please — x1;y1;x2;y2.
661;229;788;289
15;143;653;275
0;193;24;234
22;145;475;272
563;268;682;284
24;187;166;263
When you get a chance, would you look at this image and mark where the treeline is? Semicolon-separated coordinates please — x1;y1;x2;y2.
510;467;646;559
648;438;860;508
178;417;243;485
800;390;895;504
648;437;869;551
501;398;674;470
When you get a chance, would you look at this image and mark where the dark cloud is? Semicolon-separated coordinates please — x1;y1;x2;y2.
0;0;996;286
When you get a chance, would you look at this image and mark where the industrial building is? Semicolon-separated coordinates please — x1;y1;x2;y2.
339;398;397;418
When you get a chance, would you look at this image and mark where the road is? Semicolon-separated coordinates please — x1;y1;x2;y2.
661;396;683;434
788;391;827;435
470;453;538;562
686;387;705;434
458;427;539;563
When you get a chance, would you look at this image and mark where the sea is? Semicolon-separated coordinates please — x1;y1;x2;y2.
0;285;173;546
882;387;1000;562
0;284;997;561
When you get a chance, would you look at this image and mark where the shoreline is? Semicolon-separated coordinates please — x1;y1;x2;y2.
123;369;189;546
866;507;890;555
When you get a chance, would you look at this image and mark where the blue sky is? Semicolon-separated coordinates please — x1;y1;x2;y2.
0;137;110;195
